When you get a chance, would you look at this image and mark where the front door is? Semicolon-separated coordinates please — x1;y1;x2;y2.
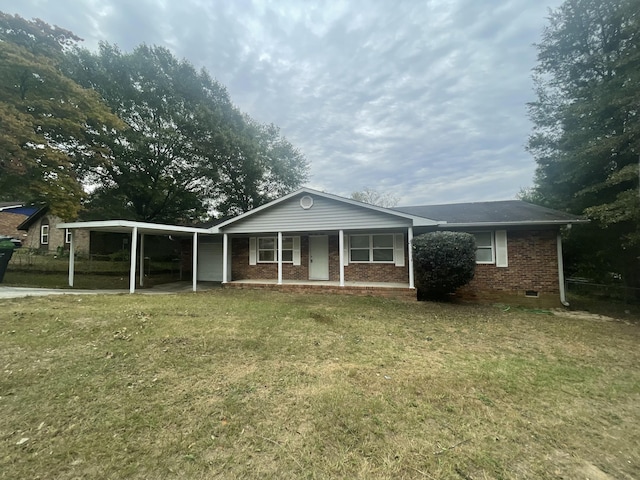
309;235;329;280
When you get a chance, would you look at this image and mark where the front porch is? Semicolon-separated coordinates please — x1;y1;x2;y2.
224;278;417;300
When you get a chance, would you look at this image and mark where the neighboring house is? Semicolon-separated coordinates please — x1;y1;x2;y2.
0;202;38;245
18;206;90;255
59;187;586;305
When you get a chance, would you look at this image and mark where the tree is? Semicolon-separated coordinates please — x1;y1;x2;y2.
0;13;123;219
527;0;640;287
350;188;399;208
412;231;476;300
64;43;308;222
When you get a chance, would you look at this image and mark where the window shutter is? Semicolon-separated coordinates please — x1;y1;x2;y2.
293;236;301;266
343;235;349;266
495;230;508;267
249;237;257;265
394;233;405;267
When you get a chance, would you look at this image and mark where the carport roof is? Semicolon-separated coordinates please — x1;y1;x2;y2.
57;220;211;236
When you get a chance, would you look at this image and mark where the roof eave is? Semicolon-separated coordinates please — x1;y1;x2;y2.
436;219;589;228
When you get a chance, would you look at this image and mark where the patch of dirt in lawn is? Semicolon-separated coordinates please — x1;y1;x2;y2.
546;450;616;480
551;309;626;323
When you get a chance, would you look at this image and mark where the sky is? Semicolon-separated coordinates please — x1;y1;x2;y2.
0;0;564;206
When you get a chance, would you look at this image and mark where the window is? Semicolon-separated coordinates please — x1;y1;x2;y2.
65;229;72;244
257;236;294;263
40;224;49;245
349;234;394;263
473;232;494;263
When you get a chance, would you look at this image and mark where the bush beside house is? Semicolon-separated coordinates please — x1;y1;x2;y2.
413;231;476;299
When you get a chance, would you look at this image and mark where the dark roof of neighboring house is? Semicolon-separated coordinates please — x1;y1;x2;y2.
393;200;585;226
17;206;49;231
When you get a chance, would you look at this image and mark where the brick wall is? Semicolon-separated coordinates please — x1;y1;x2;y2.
0;212;28;240
21;216;90;255
231;234;409;283
459;229;560;300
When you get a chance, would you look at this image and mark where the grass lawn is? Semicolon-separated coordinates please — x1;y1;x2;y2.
1;290;638;479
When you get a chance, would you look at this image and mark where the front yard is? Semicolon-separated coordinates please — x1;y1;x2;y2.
0;290;638;479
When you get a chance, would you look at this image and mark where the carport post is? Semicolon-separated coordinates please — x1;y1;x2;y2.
408;227;415;289
192;232;198;292
277;232;283;285
339;230;345;287
129;226;138;294
139;234;145;287
68;230;75;287
222;233;228;283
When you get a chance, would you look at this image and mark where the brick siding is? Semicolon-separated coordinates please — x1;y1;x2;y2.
458;229;560;302
0;212;28;240
231;235;409;283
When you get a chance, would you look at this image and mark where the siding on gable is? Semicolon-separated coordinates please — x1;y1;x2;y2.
222;194;412;234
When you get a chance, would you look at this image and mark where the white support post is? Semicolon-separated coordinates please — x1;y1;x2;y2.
408;227;415;289
139;234;145;287
339;229;345;287
129;227;138;294
222;233;229;283
68;230;75;287
277;232;283;285
192;232;198;292
557;232;569;306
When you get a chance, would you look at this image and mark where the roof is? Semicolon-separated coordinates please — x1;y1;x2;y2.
393;200;586;227
17;206;49;231
212;187;439;232
57;219;210;236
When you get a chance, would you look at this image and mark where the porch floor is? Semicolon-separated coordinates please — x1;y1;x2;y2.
224;279;416;300
229;279;411;288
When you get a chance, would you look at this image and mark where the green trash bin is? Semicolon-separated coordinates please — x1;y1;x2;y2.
0;240;15;283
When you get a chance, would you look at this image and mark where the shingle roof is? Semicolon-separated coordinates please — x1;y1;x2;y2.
393;200;585;225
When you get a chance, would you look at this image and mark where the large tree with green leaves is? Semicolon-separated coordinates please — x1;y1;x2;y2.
0;13;123;219
64;43;307;222
527;0;640;288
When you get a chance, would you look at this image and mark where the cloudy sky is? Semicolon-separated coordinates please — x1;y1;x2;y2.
1;0;563;205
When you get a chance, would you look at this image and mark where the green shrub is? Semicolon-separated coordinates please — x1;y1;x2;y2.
0;240;16;250
412;231;476;299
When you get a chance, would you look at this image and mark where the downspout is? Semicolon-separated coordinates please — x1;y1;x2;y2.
557;231;569;307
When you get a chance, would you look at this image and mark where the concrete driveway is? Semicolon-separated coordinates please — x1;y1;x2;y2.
0;282;220;299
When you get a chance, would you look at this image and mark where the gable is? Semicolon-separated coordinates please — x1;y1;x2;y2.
221;193;412;234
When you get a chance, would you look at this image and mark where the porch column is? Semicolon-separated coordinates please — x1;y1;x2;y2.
68;230;75;287
139;234;145;287
222;233;229;283
338;229;345;287
129;226;138;294
557;232;569;306
277;232;283;285
408;227;415;289
192;232;198;292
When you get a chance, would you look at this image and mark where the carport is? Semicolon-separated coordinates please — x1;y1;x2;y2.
57;220;212;293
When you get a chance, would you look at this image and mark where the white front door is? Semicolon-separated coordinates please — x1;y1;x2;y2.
309;235;329;280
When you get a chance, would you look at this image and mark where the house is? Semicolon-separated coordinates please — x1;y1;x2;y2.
58;188;586;305
0;202;38;245
17;206;90;255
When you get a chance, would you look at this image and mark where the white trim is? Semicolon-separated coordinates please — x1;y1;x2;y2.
129;227;138;294
292;236;301;266
394;233;405;267
57;219;208;235
40;224;49;245
139;234;145;287
495;230;508;268
222;233;229;283
68;230;75;287
192;232;198;292
473;231;495;264
349;233;396;263
277;232;283;285
557;233;569;306
408;227;415;289
339;230;345;287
